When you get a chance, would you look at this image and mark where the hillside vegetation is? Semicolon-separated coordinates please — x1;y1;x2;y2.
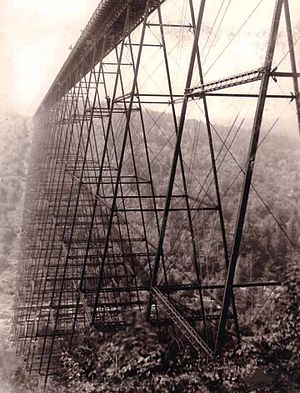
0;110;298;392
0;113;31;392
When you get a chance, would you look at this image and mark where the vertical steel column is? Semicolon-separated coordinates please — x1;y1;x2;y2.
36;65;85;376
71;10;131;337
44;45;104;382
156;2;208;338
188;0;240;341
146;0;206;318
25;85;70;372
215;0;284;355
25;88;67;371
283;0;300;135
91;0;151;324
113;44;150;307
122;32;169;297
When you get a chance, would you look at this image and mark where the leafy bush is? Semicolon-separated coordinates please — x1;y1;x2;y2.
60;322;166;390
53;257;300;393
215;255;300;392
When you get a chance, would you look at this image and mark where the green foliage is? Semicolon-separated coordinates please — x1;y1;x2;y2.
218;255;300;392
1;112;298;392
0;113;32;390
0;113;31;276
59;322;167;391
11;367;69;393
46;257;299;393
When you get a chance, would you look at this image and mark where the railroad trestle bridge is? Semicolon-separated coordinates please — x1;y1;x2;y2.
13;0;300;381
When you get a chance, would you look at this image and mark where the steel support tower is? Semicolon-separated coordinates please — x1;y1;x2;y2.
13;0;300;380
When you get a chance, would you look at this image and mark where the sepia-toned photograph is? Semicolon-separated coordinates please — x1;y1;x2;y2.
0;1;299;392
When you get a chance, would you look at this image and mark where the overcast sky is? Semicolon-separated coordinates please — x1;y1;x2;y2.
0;0;99;114
0;0;299;124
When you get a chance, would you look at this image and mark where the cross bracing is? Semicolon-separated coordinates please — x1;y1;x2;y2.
13;0;300;381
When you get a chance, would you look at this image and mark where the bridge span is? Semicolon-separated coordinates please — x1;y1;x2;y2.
13;0;299;381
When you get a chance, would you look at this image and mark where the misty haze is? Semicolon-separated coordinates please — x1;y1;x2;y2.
0;1;299;392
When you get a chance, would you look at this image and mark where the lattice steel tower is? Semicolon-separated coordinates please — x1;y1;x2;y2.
13;0;300;380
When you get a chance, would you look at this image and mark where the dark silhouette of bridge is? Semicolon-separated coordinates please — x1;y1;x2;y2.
13;0;299;381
